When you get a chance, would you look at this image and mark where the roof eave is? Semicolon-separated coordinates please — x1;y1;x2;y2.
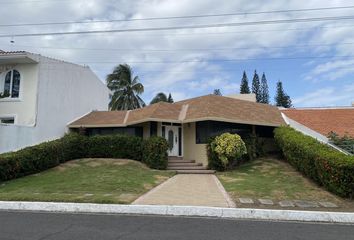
182;117;284;127
0;53;39;64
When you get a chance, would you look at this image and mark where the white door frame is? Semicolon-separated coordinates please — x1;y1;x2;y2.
162;124;182;157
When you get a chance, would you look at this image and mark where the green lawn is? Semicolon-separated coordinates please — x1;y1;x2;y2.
0;158;175;204
217;157;352;207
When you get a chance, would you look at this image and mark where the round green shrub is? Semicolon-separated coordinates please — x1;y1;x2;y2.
208;133;247;171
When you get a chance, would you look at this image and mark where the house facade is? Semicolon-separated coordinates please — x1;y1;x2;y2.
0;51;109;153
69;95;284;166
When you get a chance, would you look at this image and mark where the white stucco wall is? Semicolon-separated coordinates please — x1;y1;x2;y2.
0;63;39;125
0;55;109;153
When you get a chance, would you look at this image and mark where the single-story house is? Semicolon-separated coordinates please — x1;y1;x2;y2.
68;94;285;166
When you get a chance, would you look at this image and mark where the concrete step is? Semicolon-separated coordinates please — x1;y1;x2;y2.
168;162;202;167
176;169;216;174
168;159;195;164
167;166;207;170
168;156;183;160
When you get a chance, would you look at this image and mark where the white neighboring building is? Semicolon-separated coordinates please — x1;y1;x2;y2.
0;51;109;153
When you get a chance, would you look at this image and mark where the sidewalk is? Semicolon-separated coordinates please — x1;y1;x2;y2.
133;174;235;207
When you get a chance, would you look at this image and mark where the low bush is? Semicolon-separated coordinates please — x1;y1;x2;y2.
274;126;354;198
0;133;87;181
86;135;143;161
0;133;169;182
207;133;247;171
142;137;169;170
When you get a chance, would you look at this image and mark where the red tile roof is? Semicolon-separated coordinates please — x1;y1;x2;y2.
281;108;354;137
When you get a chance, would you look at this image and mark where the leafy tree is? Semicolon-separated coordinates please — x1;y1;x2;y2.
213;89;222;96
240;71;250;94
106;64;145;110
275;81;292;108
252;70;261;102
150;92;168;104
167;93;174;103
260;72;270;104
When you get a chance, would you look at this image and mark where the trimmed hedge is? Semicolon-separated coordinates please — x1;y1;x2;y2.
274;126;354;198
142;137;169;170
87;134;143;161
0;133;169;182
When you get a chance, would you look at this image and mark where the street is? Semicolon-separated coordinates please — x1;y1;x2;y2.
0;211;353;240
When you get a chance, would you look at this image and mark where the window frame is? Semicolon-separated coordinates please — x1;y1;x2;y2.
0;115;16;125
1;69;21;99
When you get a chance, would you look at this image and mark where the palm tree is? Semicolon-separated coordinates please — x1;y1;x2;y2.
150;92;168;104
106;64;145;110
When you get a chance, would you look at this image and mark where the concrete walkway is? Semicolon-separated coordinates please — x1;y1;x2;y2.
133;174;235;207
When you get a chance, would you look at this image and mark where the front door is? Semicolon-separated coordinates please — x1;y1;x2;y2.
164;125;179;156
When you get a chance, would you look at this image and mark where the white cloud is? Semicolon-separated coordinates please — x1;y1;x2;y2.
293;86;354;107
1;0;354;105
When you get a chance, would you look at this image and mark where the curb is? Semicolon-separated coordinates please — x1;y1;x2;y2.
212;175;237;208
0;201;353;223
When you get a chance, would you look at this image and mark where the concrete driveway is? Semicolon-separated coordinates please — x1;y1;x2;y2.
133;174;235;207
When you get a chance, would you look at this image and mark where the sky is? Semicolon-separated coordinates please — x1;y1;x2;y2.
0;0;354;107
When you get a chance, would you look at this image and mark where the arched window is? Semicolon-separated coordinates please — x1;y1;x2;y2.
3;70;20;98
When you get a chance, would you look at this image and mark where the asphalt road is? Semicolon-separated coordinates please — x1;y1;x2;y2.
0;211;353;240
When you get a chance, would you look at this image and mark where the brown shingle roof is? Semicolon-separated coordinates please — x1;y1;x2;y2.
127;102;182;124
281;108;354;137
175;95;284;126
69;111;127;127
69;95;285;128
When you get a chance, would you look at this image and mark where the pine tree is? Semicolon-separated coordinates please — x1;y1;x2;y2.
275;81;292;108
260;72;269;104
252;70;261;102
240;71;250;94
213;89;222;96
167;93;174;103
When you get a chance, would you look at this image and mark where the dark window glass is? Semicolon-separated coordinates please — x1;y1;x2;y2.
87;127;143;137
11;70;20;98
256;126;275;138
150;121;157;136
162;126;165;138
4;71;11;95
162;122;172;126
172;123;181;126
0;118;14;124
195;121;252;144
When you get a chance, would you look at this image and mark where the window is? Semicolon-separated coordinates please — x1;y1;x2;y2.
0;117;14;124
87;127;143;137
3;70;20;98
150;121;157;136
161;126;166;138
195;121;252;144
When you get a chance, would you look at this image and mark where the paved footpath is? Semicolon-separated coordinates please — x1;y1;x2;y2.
133;174;234;207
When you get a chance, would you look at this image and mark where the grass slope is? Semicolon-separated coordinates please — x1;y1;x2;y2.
0;158;174;204
217;157;352;207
